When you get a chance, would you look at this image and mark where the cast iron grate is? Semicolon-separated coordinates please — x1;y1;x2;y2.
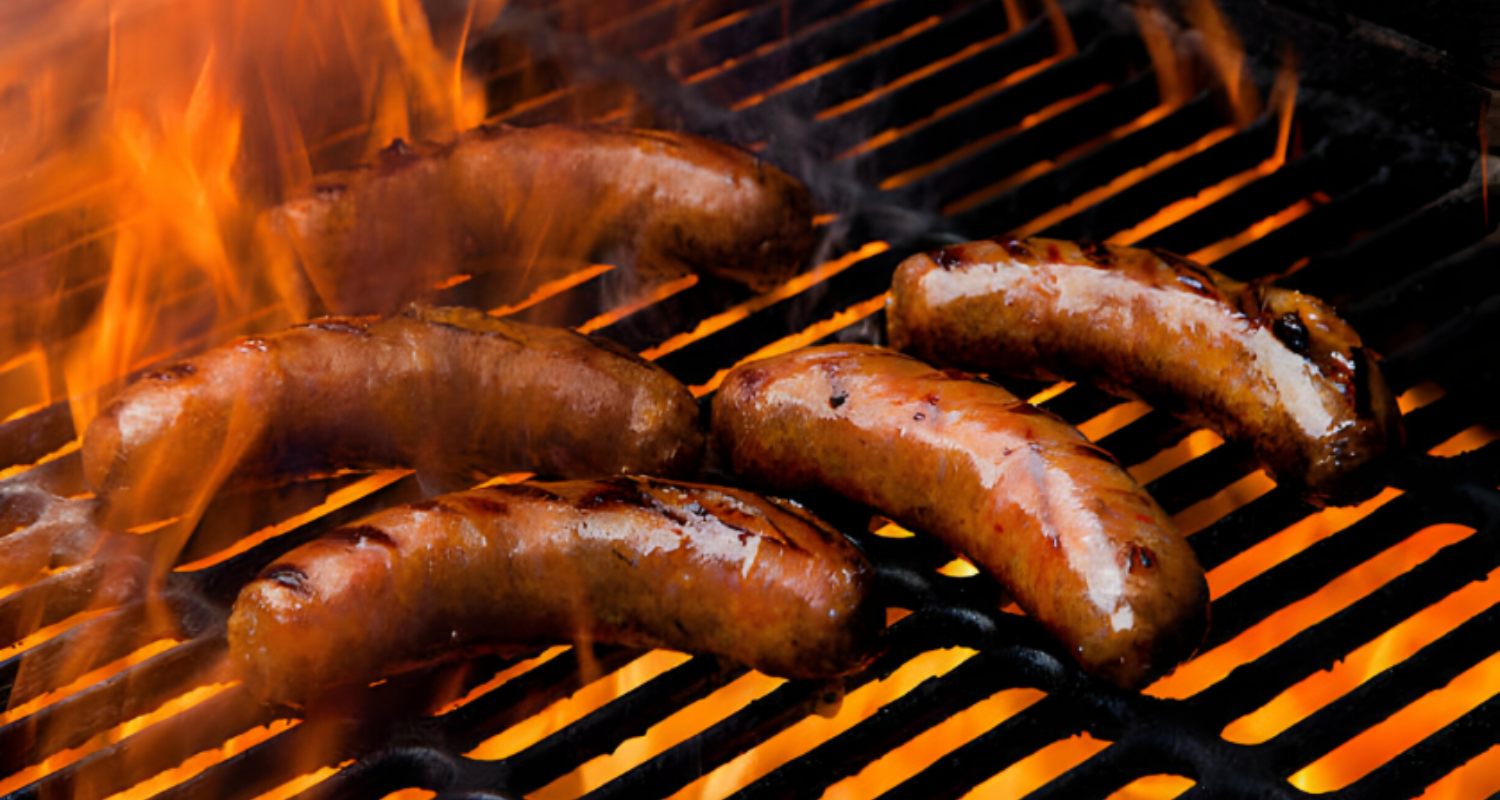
0;1;1497;799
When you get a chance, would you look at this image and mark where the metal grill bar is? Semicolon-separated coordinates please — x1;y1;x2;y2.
0;2;1496;799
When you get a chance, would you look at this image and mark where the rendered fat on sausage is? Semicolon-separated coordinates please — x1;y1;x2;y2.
887;237;1402;502
711;345;1208;689
269;124;816;314
82;306;703;530
229;477;882;707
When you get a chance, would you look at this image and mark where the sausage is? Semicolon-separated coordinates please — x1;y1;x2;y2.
711;345;1207;689
269;124;816;315
887;237;1402;502
228;477;882;707
82;306;703;531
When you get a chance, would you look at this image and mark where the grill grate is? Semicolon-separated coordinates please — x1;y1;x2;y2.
1;0;1499;799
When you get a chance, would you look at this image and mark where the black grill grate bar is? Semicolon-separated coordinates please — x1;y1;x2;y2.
840;31;1141;188
1187;483;1500;724
1134;133;1335;258
11;685;276;800
0;556;146;654
690;0;982;106
1030;383;1126;427
1205;162;1466;286
180;474;424;608
1281;165;1492;309
1264;600;1500;777
576;669;831;800
494;654;746;796
875;694;1080;800
1334;693;1500;800
0;633;225;777
728;0;1038;123
1139;440;1261;517
0;602;161;712
886;67;1161;213
1193;488;1466;654
1345;235;1500;356
787;16;1058;160
651;248;905;386
1091;409;1196;468
642;0;871;81
1040;109;1286;243
573;607;1019;800
1021;740;1201;800
725;649;1029;800
1184;486;1317;573
583;0;754;56
948;91;1222;235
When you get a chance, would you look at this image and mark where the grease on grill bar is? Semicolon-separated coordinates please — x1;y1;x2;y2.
0;0;1497;799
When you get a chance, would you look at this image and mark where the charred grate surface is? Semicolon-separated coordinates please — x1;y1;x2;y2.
0;1;1497;800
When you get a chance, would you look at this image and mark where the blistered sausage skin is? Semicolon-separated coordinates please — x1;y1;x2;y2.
712;345;1208;690
270;123;816;314
229;477;882;707
887;237;1402;502
82;306;703;531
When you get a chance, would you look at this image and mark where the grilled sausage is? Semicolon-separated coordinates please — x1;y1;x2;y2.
712;345;1207;689
269;124;816;315
229;477;882;707
82;306;703;530
887;237;1402;502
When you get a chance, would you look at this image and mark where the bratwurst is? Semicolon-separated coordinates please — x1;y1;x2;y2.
83;306;703;530
712;345;1207;689
270;123;816;314
887;237;1402;501
229;477;882;707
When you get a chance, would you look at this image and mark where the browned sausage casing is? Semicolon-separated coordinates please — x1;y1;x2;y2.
270;124;816;314
229;477;882;707
82;306;703;530
711;345;1207;689
887;237;1402;501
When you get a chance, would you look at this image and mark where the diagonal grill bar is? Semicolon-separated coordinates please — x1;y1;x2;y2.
0;1;1496;800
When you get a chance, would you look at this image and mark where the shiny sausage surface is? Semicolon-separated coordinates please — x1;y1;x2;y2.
712;344;1207;689
229;477;882;707
82;306;703;530
887;237;1402;502
270;124;816;314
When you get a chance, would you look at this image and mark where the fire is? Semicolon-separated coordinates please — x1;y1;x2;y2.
0;0;1492;797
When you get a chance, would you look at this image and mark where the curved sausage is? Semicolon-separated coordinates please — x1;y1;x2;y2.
228;477;882;707
82;306;703;530
711;344;1207;689
887;237;1402;502
269;124;816;315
